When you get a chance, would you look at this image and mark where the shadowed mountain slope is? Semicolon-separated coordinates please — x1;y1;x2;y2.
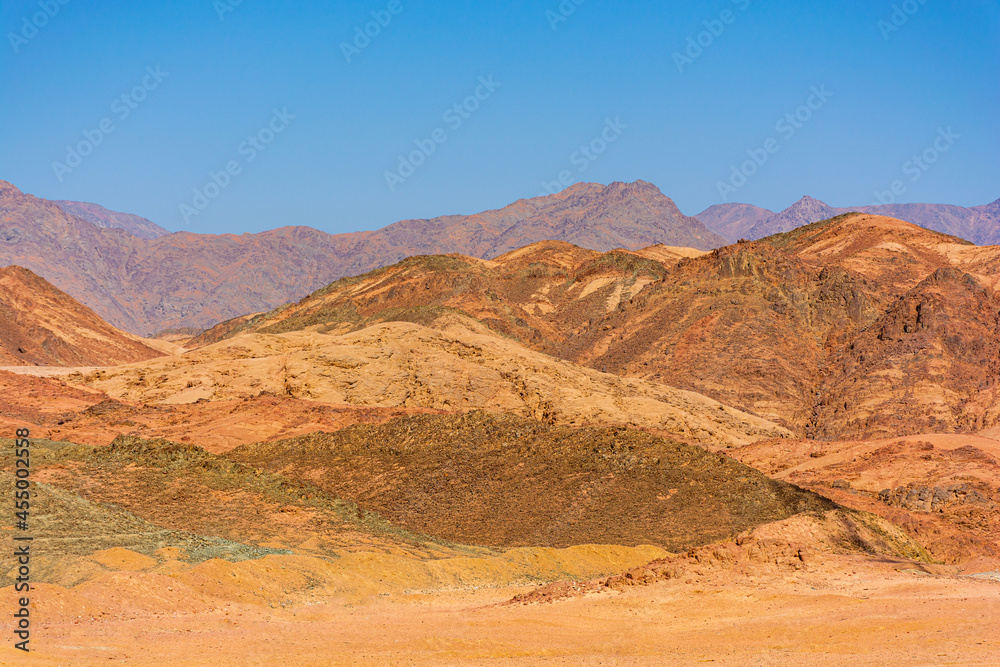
0;266;163;366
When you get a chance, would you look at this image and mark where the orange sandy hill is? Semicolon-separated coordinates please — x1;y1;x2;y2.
75;318;791;450
0;367;447;453
0;265;163;366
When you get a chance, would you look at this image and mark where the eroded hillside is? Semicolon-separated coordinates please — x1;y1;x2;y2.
189;213;1000;440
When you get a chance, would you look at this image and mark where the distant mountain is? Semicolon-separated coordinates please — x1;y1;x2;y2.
479;180;728;255
871;200;1000;246
0;179;725;335
362;180;727;262
746;196;841;239
694;203;772;242
0;265;163;366
52;200;170;239
697;196;1000;244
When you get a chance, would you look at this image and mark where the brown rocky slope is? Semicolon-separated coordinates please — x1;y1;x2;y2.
227;411;835;550
575;214;1000;438
811;267;1000;439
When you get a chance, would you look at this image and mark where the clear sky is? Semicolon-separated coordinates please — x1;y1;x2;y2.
1;0;997;234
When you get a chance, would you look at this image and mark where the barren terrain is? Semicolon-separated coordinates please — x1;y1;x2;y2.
4;211;1000;664
3;509;999;665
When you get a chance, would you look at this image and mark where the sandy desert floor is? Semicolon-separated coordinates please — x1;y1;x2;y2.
3;557;999;666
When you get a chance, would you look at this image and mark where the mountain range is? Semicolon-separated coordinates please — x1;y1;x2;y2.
4;178;997;338
9;203;997;578
0;179;724;335
697;195;1000;244
9;203;998;442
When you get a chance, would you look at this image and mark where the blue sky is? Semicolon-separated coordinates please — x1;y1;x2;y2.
1;0;997;234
